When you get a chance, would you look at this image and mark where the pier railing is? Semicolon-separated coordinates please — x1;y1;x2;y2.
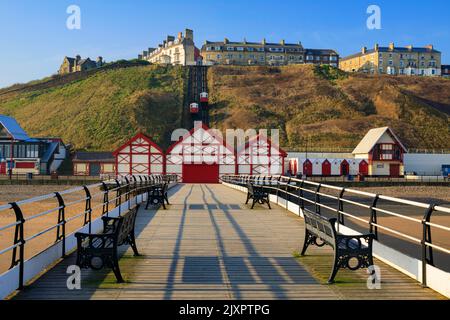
221;174;450;296
0;174;178;299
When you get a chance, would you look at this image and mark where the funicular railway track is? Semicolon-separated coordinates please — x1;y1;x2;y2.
182;66;209;129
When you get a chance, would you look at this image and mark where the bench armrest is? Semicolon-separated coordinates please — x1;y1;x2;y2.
101;216;121;233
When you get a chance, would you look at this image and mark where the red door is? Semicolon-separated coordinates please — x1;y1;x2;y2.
341;160;349;176
390;164;400;177
303;160;312;176
0;162;5;175
359;160;369;176
182;163;219;183
322;160;331;176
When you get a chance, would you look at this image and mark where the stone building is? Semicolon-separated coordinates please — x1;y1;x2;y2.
340;43;441;76
201;38;339;67
139;29;200;66
59;55;104;75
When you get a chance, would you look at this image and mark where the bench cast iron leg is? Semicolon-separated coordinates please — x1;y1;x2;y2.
112;256;124;283
301;230;312;256
251;199;257;209
245;193;250;204
328;252;340;284
129;233;140;256
164;193;170;205
266;197;271;209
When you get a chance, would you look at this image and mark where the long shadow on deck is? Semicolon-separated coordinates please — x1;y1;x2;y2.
201;185;318;299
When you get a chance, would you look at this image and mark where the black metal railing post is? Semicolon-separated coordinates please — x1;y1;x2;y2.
9;202;25;290
54;192;66;258
337;188;346;230
102;182;109;217
114;179;122;214
421;204;435;288
286;177;291;205
369;195;379;239
82;186;92;233
138;176;144;202
124;177;131;210
315;184;322;215
299;180;305;212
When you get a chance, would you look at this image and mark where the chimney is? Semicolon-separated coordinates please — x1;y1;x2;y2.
138;54;143;60
243;38;247;44
224;38;229;44
406;45;413;51
75;54;81;62
374;43;379;51
280;39;285;46
389;42;395;51
362;46;367;54
425;44;434;51
96;56;103;66
185;29;193;41
262;38;266;45
298;41;302;46
178;32;183;40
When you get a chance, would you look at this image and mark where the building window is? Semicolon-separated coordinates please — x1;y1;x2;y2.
227;47;234;51
237;47;244;51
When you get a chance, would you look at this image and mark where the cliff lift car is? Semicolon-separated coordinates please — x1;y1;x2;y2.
200;92;208;103
190;102;199;114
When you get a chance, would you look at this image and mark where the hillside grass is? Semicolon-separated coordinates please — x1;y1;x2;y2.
0;65;186;151
1;63;448;152
208;64;450;150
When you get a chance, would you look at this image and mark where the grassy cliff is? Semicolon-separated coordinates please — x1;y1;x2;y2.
208;64;450;150
0;65;186;151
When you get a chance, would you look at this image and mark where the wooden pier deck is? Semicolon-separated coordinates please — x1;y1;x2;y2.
12;184;444;300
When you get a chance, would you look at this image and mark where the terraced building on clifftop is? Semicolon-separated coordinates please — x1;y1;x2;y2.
340;43;442;76
201;38;339;67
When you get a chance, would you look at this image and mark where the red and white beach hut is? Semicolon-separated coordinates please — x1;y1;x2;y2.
237;134;287;175
113;133;165;177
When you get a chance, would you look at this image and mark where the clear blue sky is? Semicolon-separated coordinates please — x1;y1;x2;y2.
1;0;449;88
